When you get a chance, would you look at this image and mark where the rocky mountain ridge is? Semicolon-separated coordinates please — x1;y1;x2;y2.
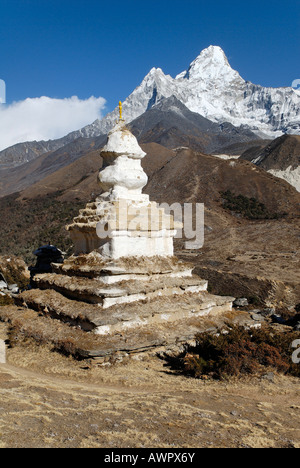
1;45;299;170
129;96;262;154
0;97;265;198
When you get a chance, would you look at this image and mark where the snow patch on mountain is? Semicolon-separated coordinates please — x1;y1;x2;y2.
268;166;300;192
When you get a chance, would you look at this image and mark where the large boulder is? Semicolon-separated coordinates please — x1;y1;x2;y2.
0;255;30;291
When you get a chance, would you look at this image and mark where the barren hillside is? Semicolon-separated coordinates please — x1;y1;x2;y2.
0;144;299;306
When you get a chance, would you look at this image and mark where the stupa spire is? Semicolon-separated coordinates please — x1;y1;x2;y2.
118;101;123;121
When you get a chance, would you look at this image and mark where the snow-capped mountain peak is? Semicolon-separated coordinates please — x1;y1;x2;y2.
141;66;173;92
176;45;241;83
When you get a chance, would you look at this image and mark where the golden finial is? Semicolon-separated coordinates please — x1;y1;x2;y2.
119;101;123;121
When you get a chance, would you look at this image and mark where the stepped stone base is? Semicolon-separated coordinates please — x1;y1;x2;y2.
18;287;233;335
0;304;246;360
5;251;235;358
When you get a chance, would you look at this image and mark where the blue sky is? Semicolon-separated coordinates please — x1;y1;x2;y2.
0;0;299;150
1;0;299;110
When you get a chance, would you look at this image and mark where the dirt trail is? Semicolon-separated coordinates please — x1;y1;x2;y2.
1;362;154;396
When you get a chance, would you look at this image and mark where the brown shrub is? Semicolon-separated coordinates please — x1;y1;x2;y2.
165;325;300;380
0;295;14;306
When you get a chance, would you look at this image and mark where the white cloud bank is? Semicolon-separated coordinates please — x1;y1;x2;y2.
0;95;106;151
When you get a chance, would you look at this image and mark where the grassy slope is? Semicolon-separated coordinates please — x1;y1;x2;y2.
0;192;84;264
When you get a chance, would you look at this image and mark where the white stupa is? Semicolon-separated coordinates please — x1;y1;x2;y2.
67;102;177;259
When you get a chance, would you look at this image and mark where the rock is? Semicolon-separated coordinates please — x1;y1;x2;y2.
0;280;7;290
233;298;248;307
0;256;30;288
249;322;262;330
293;322;300;331
261;372;275;382
250;312;264;322
7;284;19;294
261;307;275;317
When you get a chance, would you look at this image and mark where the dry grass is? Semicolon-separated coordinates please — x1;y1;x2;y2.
0;321;299;449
